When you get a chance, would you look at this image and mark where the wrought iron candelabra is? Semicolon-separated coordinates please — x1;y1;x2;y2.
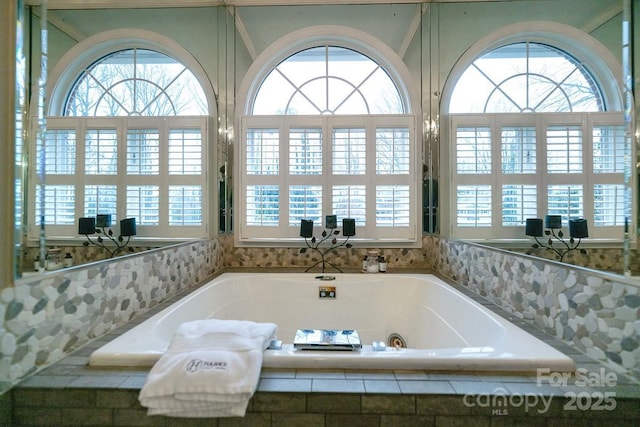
525;215;588;262
78;214;137;258
300;216;356;273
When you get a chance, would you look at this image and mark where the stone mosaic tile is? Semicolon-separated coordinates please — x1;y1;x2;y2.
3;232;640;398
2;239;223;393
427;236;640;383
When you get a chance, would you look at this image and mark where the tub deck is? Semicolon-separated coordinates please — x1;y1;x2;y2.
11;274;640;426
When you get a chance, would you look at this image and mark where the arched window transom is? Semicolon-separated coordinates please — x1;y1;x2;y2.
253;46;404;115
64;48;207;116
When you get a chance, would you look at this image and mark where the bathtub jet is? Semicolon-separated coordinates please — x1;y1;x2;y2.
89;273;576;373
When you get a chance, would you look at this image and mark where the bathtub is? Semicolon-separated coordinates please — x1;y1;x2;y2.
89;273;575;372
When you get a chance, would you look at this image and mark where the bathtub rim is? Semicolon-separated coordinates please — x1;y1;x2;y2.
88;271;576;373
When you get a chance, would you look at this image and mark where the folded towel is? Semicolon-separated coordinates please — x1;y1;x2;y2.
139;319;277;418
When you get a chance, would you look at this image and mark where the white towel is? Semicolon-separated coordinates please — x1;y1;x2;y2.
138;319;277;418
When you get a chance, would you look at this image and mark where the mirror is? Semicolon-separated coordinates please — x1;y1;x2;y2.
10;1;633;279
423;0;634;278
218;5;235;234
13;3;235;278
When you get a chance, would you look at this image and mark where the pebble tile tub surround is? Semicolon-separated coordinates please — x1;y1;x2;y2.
1;238;224;393
2;234;640;395
426;237;640;383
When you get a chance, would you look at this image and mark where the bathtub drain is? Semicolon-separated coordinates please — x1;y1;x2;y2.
387;333;406;348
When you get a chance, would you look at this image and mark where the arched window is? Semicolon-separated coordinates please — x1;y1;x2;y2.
447;40;624;241
252;46;404;115
238;36;417;244
40;43;210;241
64;48;207;116
450;42;603;113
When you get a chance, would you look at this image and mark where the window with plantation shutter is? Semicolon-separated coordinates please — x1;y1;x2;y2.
239;43;417;244
39;47;209;241
449;41;625;241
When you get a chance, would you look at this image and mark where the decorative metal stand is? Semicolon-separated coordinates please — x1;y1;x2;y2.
79;216;137;258
300;217;355;273
525;216;588;262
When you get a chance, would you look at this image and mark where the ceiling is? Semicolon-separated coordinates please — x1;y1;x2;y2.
26;0;534;9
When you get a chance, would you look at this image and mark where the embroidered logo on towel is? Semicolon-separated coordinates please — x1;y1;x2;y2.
185;359;228;373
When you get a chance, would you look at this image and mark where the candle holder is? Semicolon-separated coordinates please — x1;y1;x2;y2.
300;216;355;273
78;215;137;258
525;216;588;262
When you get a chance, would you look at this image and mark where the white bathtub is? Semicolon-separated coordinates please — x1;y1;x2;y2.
89;273;575;372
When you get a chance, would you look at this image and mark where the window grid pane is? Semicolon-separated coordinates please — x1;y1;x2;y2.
127;185;160;225
547;126;583;173
289;128;322;175
247;129;279;175
594;184;625;226
593;125;626;174
84;185;118;219
547;185;584;224
168;185;202;226
289;185;322;225
376;128;410;174
246;185;279;226
45;130;76;174
36;185;76;225
456;185;492;227
127;129;160;175
376;185;410;226
169;129;202;175
501;127;536;174
252;46;405;115
502;185;537;226
64;48;208;117
449;42;603;114
333;128;366;175
86;129;118;175
456;127;491;174
332;185;366;225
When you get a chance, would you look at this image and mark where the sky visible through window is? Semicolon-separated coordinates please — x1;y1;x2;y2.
450;43;603;113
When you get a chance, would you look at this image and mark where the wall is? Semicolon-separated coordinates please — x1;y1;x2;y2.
1;234;639;396
0;238;226;394
427;236;640;383
2;0;635;396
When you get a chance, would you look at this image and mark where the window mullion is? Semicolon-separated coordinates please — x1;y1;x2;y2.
75;119;86;225
281;118;291;232
323;117;332;220
491;117;502;237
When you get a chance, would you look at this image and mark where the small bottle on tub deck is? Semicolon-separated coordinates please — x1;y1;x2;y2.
378;256;387;272
366;250;379;273
362;255;368;272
